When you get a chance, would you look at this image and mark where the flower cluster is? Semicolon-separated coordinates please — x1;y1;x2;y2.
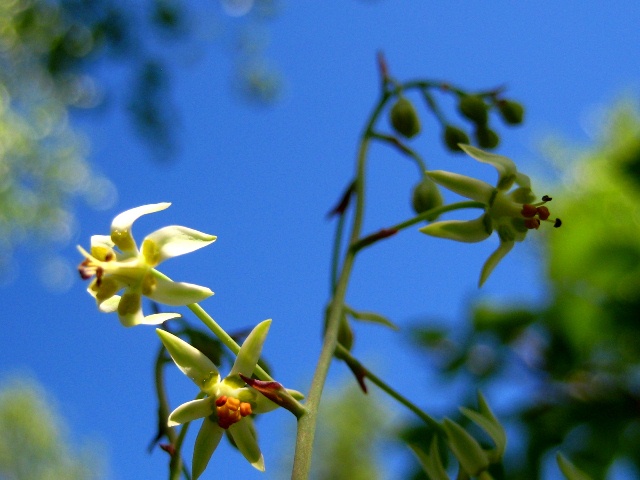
78;203;216;326
420;145;561;286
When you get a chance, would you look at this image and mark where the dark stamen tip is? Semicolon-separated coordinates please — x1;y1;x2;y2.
542;195;552;202
554;218;562;228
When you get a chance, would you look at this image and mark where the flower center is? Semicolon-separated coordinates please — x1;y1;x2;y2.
78;250;115;286
215;395;253;429
520;196;562;230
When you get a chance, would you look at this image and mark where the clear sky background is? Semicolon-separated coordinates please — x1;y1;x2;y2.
2;1;640;479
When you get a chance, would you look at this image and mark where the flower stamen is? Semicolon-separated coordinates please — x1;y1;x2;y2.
520;196;561;230
215;395;253;429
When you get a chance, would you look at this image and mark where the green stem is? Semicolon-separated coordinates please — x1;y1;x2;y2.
334;344;443;434
351;200;485;252
150;271;272;381
290;148;367;479
330;209;347;293
369;131;427;173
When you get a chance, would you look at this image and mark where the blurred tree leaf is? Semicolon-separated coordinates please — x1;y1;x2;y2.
0;376;104;479
311;382;385;480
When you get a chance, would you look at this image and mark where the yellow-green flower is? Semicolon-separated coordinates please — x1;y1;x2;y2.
420;145;561;287
78;203;216;327
157;320;303;477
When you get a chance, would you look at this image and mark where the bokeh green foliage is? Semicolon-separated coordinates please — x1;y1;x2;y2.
403;100;640;479
311;382;386;480
0;377;104;480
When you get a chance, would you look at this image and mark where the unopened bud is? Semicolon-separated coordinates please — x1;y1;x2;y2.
443;125;470;152
498;100;525;125
458;95;488;125
474;126;499;149
412;176;443;220
390;97;421;138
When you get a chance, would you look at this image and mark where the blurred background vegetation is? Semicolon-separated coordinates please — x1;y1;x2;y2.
0;376;105;479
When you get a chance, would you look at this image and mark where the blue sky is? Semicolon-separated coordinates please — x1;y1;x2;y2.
2;1;640;479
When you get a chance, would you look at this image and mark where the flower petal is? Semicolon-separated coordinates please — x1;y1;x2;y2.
168;398;214;427
228;319;271;379
156;329;220;390
192;418;224;480
142;226;217;265
148;275;214;306
228;419;265;471
97;294;120;313
137;313;180;325
509;186;536;204
427;170;494;203
90;235;116;260
478;240;515;287
110;203;171;254
117;291;144;327
420;215;492;243
458;144;518;190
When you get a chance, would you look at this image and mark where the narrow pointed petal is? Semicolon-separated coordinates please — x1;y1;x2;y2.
142;226;217;265
458;144;518;190
156;329;220;390
420;216;492;243
168;398;214;427
148;276;213;306
110;203;171;253
229;319;272;379
229;419;265;471
427;170;494;203
192;418;224;480
478;240;515;287
137;313;180;325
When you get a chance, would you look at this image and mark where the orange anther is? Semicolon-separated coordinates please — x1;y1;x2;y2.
521;204;537;218
536;206;550;220
240;402;252;417
215;395;228;407
524;218;541;230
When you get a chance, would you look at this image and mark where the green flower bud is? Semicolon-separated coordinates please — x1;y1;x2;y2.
443;125;470;152
474;126;499;149
498;100;525;125
390;97;421;138
412;176;443;220
458;95;488;125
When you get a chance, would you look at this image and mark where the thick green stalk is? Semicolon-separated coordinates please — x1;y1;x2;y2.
290;137;371;479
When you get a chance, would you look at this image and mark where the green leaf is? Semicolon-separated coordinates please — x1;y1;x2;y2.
345;306;399;330
409;439;450;480
443;418;489;476
556;453;593;480
459;392;506;460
